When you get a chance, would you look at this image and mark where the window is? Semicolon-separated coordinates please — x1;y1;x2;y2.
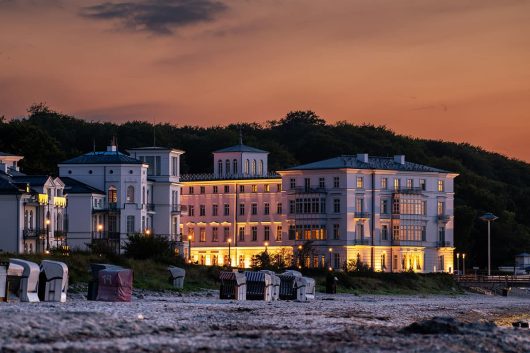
438;226;446;242
438;180;445;192
188;205;195;217
381;225;388;240
224;204;230;216
239;185;245;193
392;225;400;240
239;203;245;215
172;157;179;176
126;216;135;234
252;226;258;241
264;226;270;241
381;199;390;214
199;205;205;216
225;159;230;175
290;178;296;189
200;186;205;194
224;185;230;193
212;204;218;216
233;159;238;174
393;255;398;271
277;202;283;214
188;186;194;194
333;224;340;240
393;178;400;190
223;227;230;241
333;199;341;213
420;179;426;190
264;203;270;215
212;227;218;242
264;184;270;192
355;198;364;212
108;186;117;204
437;201;445;215
333;177;340;188
356;176;364;188
259;160;264;175
245;159;249;174
356;223;364;239
319;177;325;188
251;185;258;193
252;159;256;175
381;253;387;271
251;203;257;215
381;177;388;189
213;186;218;194
239;226;245;241
304;178;310;191
277;184;282;192
406;179;413;189
334;253;341;269
199;228;206;242
288;225;295;240
289;200;295;214
276;226;282;241
126;185;135;203
218;160;223;175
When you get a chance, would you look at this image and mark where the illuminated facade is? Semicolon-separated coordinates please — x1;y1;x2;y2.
182;147;457;273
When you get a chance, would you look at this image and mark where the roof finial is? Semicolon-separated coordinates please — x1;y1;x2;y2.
153;117;156;147
239;126;243;145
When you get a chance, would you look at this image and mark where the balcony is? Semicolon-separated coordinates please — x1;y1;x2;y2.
54;230;67;240
352;238;371;245
171;204;187;215
147;203;156;212
393;187;423;195
437;214;451;223
354;211;371;219
391;239;424;246
289;187;327;194
92;231;121;240
92;203;120;213
22;229;38;239
438;240;451;247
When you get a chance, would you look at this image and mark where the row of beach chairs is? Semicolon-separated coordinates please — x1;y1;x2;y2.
219;270;315;302
0;259;68;302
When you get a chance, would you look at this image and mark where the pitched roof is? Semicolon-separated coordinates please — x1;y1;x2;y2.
287;155;448;173
11;175;51;187
60;151;143;165
0;175;23;194
213;144;268;154
0;152;21;157
128;146;184;153
61;177;105;195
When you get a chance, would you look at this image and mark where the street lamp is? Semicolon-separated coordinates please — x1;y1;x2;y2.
227;238;232;267
97;224;103;239
462;253;466;275
480;212;498;276
264;241;269;253
145;229;151;236
188;234;192;264
328;247;333;269
297;245;303;267
456;253;460;275
45;218;51;253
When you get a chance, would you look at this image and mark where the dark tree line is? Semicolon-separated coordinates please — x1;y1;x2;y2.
1;105;529;268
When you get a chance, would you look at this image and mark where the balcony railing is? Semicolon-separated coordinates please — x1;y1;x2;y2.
391;239;424;246
92;231;121;240
92;203;120;213
54;230;67;240
23;229;38;239
171;204;187;215
438;240;451;247
437;214;451;222
147;203;156;212
352;238;371;245
289;187;327;194
393;187;424;195
354;211;371;219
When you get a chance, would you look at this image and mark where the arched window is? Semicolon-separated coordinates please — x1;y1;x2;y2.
29;210;33;229
233;159;238;175
252;159;257;175
142;186;146;204
225;159;230;175
126;185;135;203
108;186;117;204
381;253;386;271
245;159;250;175
258;160;264;175
57;213;63;231
24;210;29;229
218;160;223;175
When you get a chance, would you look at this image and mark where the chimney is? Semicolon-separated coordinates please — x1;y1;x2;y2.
394;155;405;165
107;137;118;152
357;153;369;163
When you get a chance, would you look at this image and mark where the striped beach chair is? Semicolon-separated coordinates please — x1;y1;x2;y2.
219;271;246;300
244;271;273;301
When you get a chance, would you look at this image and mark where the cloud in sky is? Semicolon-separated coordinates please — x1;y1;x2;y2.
81;0;227;35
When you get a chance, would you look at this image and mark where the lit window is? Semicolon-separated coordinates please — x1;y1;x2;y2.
438;180;445;192
251;185;258;193
264;184;270;192
356;176;364;189
381;178;388;189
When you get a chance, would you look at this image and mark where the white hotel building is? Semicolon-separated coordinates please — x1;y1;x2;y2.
182;144;457;273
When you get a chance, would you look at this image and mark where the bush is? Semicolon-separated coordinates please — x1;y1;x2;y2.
123;234;179;264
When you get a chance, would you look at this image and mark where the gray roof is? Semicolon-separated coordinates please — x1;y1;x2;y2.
0;175;23;194
61;177;105;195
61;151;143;165
128;146;184;152
213;144;268;154
287;155;448;173
0;152;21;157
11;175;50;187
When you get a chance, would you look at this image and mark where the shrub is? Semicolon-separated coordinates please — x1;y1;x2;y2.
123;233;178;263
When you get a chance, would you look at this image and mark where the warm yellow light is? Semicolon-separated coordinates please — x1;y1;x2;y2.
328;247;333;252
462;253;466;259
328;267;333;271
298;245;302;250
45;250;50;255
97;224;103;231
227;238;232;243
456;253;460;258
264;242;269;247
145;229;151;235
45;219;50;225
188;235;192;240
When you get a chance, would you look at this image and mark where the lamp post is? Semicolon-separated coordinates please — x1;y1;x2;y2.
45;218;51;253
297;245;303;267
462;253;466;275
264;241;269;253
227;238;232;267
328;247;333;269
188;234;192;264
97;224;103;239
145;229;151;236
456;253;460;275
480;212;498;276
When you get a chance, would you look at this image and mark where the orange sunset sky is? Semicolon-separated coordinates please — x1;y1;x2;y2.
1;0;529;161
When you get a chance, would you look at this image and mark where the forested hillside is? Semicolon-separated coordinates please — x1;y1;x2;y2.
1;105;529;269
